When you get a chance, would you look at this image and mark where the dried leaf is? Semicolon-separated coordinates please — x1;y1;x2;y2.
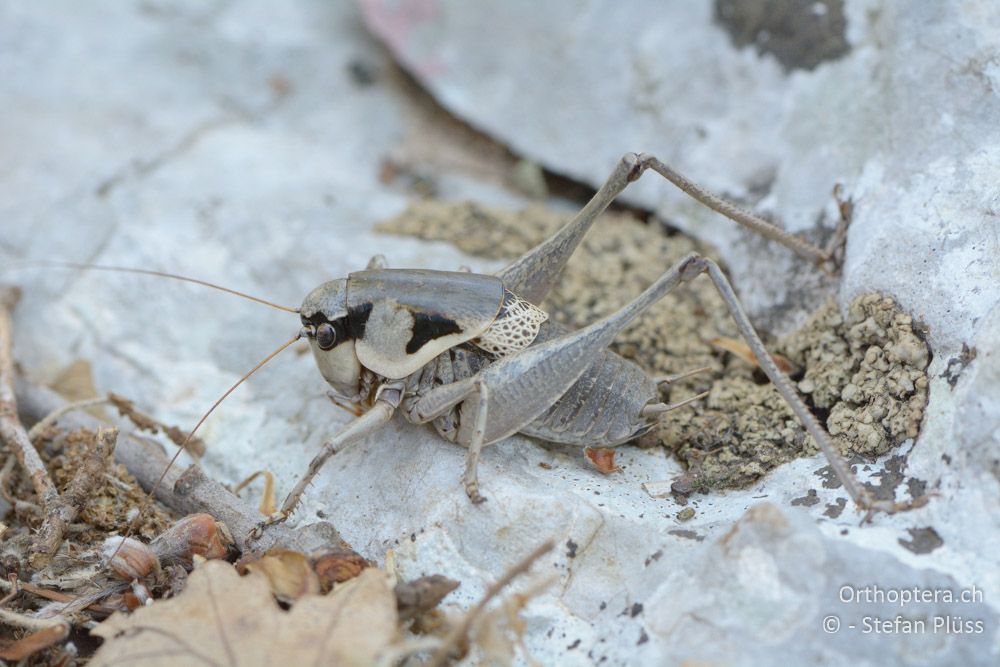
583;447;621;474
710;336;795;374
52;359;101;404
395;575;459;621
91;560;399;667
243;549;320;602
0;623;69;660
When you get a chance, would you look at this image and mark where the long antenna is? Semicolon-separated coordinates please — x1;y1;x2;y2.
21;261;299;314
107;331;304;565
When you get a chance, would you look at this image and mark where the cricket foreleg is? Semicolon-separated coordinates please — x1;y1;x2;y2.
249;396;397;539
679;255;910;518
406;377;490;503
499;152;831;305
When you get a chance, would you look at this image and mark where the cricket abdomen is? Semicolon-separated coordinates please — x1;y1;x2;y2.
518;349;656;445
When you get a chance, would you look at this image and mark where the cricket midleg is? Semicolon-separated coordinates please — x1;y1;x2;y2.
677;256;878;512
499;152;828;306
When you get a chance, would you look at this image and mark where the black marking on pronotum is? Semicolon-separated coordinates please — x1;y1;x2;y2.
347;301;373;339
406;312;463;354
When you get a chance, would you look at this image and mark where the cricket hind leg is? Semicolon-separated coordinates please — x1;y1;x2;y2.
670;255;923;519
498;152;831;305
556;251;910;518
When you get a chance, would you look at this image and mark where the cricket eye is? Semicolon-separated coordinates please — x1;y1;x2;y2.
316;323;337;350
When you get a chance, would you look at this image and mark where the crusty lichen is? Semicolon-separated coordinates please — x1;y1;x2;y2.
816;294;930;457
380;200;930;491
666;296;930;489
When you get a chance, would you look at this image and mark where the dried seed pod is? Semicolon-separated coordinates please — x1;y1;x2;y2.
311;548;370;592
127;581;153;609
103;536;160;581
151;513;233;567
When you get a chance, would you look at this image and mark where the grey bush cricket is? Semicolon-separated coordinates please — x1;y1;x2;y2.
37;152;920;545
244;151;920;537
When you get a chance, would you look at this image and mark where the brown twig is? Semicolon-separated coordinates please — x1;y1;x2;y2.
0;623;71;661
0;286;59;511
14;377;354;557
0;605;69;634
0;576;122;616
232;470;277;515
27;396;110;443
108;391;205;457
30;428;118;568
0;454;17;503
428;539;555;667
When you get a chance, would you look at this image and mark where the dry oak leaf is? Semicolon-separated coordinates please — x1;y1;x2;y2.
90;559;399;667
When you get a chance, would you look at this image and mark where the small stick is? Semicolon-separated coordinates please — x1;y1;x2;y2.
27;397;110;443
232;470;277;515
0;574;18;606
0;605;69;634
0;287;59;511
428;539;555;667
0;455;17;502
30;428;118;568
108;392;205;457
0;576;122;616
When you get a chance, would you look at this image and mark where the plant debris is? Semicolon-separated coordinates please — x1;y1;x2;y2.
91;560;400;667
108;392;206;458
43;428;174;540
380;201;931;492
1;305;545;667
584;447;622;474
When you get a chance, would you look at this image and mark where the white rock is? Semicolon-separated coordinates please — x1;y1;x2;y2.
2;1;998;665
361;0;999;342
361;0;1000;661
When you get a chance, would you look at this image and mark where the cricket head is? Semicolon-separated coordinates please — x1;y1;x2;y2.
299;279;362;396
